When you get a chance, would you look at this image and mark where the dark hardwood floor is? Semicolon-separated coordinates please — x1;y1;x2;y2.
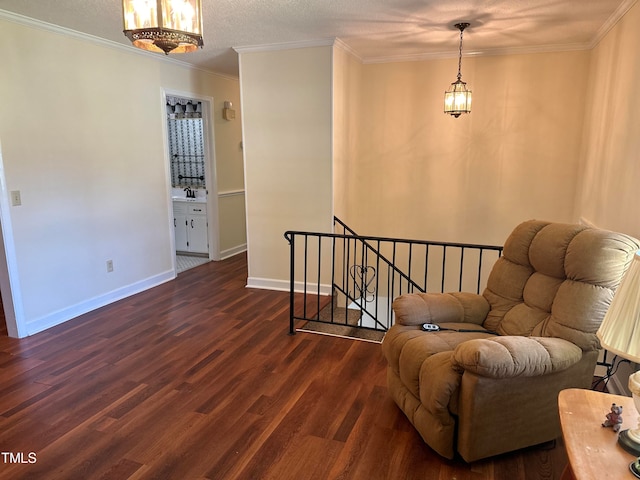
0;253;567;479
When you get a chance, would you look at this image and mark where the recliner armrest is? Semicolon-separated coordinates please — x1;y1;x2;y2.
392;292;490;326
452;336;583;379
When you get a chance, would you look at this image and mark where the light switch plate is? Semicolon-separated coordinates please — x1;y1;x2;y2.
10;190;21;206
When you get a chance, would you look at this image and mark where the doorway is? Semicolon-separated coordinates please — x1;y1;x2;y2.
163;91;220;274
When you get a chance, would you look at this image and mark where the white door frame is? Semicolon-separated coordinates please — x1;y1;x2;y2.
0;140;26;337
161;89;221;268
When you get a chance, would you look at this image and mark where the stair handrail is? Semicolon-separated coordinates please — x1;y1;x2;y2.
285;226;503;335
333;216;425;294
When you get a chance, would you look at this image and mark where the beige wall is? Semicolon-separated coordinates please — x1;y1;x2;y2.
211;85;246;257
239;45;334;289
576;1;640;240
575;1;640;395
0;17;244;336
333;44;363;222
343;51;590;246
218;191;247;257
240;42;593;290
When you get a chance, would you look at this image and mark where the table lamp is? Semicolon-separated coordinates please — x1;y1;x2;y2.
597;250;640;477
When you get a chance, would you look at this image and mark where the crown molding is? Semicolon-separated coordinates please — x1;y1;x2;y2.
233;37;363;62
363;41;592;65
333;38;363;63
0;9;127;51
234;38;335;54
589;0;638;48
0;9;238;80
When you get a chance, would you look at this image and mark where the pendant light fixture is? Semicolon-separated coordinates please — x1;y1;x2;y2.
444;23;472;118
122;0;204;55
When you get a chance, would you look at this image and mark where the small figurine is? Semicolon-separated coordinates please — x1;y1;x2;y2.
602;403;623;432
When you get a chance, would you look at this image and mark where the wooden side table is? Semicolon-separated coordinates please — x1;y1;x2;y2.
558;388;637;480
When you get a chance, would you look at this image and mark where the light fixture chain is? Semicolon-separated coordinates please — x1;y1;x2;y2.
457;25;465;81
452;22;470;81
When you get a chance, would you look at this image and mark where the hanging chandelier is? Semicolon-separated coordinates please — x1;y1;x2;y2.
122;0;204;55
444;23;472;118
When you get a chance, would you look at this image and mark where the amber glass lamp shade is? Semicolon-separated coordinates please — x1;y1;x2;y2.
122;0;203;55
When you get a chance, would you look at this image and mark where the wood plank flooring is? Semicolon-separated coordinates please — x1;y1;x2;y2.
0;253;567;479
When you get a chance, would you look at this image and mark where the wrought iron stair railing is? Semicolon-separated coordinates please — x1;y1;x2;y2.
284;217;503;338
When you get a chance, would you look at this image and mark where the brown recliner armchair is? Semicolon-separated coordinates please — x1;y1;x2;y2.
381;220;639;462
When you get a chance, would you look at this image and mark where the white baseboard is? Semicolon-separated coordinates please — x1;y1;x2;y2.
25;270;175;336
220;243;247;260
246;276;332;295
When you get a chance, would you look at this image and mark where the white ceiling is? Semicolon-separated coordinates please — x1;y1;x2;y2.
0;0;636;77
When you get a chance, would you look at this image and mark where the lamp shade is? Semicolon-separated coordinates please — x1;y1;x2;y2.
597;251;640;363
122;0;203;54
444;80;472;117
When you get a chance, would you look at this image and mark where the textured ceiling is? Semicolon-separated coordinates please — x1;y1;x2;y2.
0;0;635;77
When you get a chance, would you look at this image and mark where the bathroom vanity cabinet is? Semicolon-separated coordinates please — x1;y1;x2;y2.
173;201;208;254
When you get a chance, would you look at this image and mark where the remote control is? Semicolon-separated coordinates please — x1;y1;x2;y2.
422;323;440;331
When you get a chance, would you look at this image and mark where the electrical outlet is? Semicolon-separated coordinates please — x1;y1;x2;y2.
106;260;114;273
10;190;21;206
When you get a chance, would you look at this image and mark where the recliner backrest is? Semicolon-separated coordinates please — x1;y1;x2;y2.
482;220;639;350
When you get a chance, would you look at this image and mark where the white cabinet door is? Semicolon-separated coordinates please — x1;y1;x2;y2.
174;203;189;252
189;215;208;253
